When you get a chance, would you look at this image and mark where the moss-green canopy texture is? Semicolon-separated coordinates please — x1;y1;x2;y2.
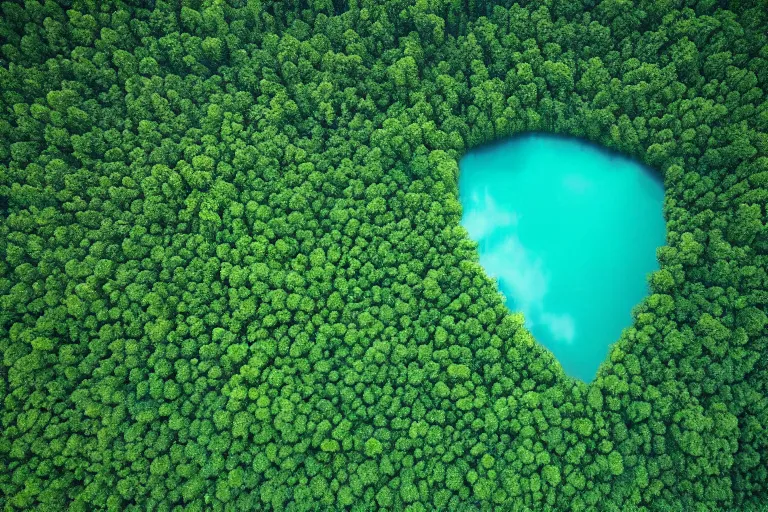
1;1;767;510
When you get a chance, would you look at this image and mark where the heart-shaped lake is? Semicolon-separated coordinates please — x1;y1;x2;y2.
459;133;667;381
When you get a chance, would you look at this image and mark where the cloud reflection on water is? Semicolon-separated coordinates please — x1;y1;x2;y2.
462;188;576;344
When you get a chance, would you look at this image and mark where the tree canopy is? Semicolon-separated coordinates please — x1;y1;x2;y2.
1;0;767;510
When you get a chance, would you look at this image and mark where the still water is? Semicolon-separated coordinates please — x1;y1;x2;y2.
459;134;666;381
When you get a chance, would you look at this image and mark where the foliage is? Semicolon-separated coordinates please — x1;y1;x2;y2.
1;0;767;510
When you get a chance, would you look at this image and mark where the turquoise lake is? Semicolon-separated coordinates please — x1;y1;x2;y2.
459;134;666;381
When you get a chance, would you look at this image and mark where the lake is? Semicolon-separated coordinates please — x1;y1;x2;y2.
459;134;666;381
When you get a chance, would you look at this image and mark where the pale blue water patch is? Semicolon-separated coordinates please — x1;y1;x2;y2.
459;134;666;381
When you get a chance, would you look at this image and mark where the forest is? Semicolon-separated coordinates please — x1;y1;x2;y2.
0;0;767;510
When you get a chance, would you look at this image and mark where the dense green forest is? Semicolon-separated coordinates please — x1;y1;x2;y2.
1;0;767;510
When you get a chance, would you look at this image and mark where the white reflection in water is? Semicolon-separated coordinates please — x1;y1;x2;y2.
463;188;576;344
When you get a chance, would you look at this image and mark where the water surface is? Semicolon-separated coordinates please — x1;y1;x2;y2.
459;134;666;381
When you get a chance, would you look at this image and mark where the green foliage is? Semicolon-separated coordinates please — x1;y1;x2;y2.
0;1;767;511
